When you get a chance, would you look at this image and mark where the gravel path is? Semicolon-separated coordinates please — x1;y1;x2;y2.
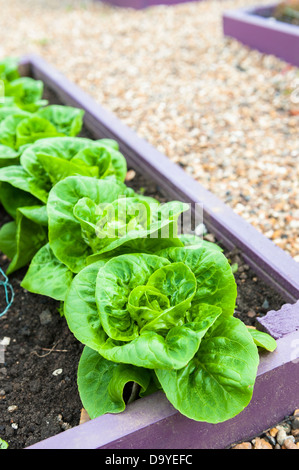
0;0;298;262
0;0;298;450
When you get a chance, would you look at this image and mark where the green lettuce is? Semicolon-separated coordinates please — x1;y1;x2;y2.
3;76;47;112
0;137;128;275
0;136;127;211
46;175;188;273
37;105;84;137
0;57;20;83
0;144;20;168
63;246;275;423
0;205;48;275
21;177;188;298
0;105;85;150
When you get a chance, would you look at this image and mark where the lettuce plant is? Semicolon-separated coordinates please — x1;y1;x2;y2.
0;136;126;211
0;57;20;83
3;76;48;112
0;205;48;275
46;175;188;272
0;57;47;112
0;138;127;274
0;105;84;150
21;175;188;299
63;245;277;423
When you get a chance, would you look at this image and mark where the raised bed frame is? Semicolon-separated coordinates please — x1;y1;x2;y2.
16;55;299;449
99;0;200;9
223;3;299;67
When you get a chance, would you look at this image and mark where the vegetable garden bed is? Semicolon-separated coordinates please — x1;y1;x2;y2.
0;54;299;450
222;3;299;67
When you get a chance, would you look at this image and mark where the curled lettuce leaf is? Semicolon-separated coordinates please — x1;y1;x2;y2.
0;105;85;150
47;175;187;273
4;77;47;112
0;111;31;149
21;243;74;301
21;136;127;186
0;145;20;168
0;57;20;83
0;136;127;212
0;205;48;274
0;182;40;219
77;346;154;419
156;316;259;423
246;327;277;352
47;176;136;273
156;245;237;317
64;247;236;370
36;105;84;137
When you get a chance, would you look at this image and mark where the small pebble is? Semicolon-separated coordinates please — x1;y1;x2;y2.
269;427;278;437
7;405;18;413
276;429;288;446
292;416;299;431
39;309;52;325
247;310;256;318
252;437;273;449
282;437;298;449
231;442;252;449
277;423;292;434
262;299;270;310
265;433;276;446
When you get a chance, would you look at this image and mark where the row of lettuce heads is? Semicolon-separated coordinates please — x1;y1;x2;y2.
0;57;277;425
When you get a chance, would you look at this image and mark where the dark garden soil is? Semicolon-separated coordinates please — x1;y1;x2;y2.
0;85;288;449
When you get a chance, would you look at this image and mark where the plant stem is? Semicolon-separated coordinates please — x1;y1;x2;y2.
127;382;141;404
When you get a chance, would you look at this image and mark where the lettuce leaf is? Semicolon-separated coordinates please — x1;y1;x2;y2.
36;105;84;137
0;205;48;274
47;175;187;273
4;77;47;112
77;346;152;419
21;243;74;301
155;315;259;423
64;248;235;370
0;144;20;168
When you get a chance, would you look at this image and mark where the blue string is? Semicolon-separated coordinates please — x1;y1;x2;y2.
0;268;14;318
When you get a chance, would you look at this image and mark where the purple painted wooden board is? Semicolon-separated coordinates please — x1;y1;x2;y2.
27;327;299;449
19;54;299;304
99;0;201;9
16;55;299;449
257;299;299;339
223;4;299;67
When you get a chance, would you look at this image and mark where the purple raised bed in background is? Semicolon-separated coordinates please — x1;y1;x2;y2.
223;4;299;67
99;0;200;8
17;55;299;449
